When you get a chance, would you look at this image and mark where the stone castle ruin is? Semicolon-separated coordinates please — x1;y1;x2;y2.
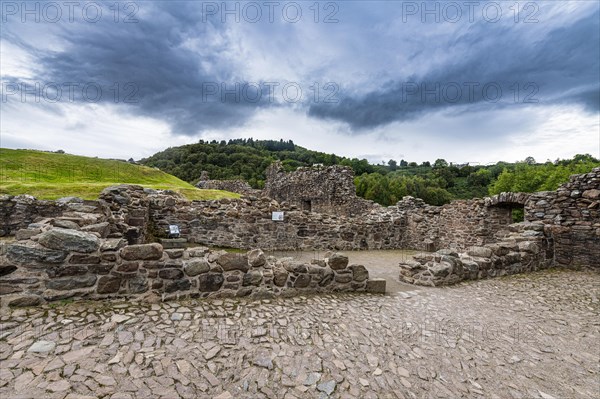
195;175;258;197
0;164;598;306
263;161;376;216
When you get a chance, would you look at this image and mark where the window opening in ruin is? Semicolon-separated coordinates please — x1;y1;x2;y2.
302;200;312;212
511;207;524;223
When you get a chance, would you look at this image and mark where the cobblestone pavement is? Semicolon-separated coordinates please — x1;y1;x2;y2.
1;269;598;399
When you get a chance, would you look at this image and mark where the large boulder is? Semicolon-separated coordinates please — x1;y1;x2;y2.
120;243;163;261
97;276;122;294
165;279;191;293
247;249;266;267
294;274;311;288
461;259;480;279
328;253;349;270
242;270;263;286
466;246;493;258
198;273;225;292
583;189;600;199
518;241;539;253
282;259;308;274
216;253;249;272
46;275;97;290
9;295;44;307
7;244;68;265
52;219;80;230
159;269;184;280
349;265;369;282
437;249;459;258
366;279;386;294
38;229;100;253
129;276;148;294
273;269;289;287
100;239;126;252
81;222;111;238
318;269;334;286
184;258;210;276
430;261;453;277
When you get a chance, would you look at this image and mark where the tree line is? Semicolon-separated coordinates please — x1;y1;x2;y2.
140;139;599;206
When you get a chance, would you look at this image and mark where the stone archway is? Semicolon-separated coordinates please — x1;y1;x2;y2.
485;192;531;223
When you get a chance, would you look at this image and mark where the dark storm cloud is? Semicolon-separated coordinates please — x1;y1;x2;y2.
3;1;598;137
309;8;600;130
3;2;275;135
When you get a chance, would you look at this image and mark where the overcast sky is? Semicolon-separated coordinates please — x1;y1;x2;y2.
1;1;598;164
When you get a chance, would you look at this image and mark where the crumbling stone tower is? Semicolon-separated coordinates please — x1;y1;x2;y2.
263;161;375;216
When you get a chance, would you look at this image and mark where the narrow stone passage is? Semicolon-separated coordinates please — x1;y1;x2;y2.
1;269;598;399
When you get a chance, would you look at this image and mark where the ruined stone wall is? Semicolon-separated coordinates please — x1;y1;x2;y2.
149;194;405;251
149;192;515;253
0;222;382;307
0;196;111;240
399;222;553;286
398;168;600;285
523;168;600;269
397;197;514;252
0;195;66;237
99;185;153;245
196;179;259;196
263;162;377;217
1;166;597;294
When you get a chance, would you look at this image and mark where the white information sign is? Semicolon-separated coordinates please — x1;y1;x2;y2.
272;211;284;221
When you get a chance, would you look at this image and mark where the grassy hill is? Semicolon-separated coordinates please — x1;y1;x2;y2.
0;148;240;201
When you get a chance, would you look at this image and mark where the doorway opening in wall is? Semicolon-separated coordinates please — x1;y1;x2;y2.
302;200;312;212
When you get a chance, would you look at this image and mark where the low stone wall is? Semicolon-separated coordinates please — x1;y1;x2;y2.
399;222;553;286
0;221;384;307
148;193;405;251
147;191;515;253
1;188;515;254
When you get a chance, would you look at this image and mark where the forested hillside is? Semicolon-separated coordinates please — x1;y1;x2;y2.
140;139;599;206
140;139;385;188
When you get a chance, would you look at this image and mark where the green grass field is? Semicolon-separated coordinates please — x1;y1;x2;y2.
0;148;240;201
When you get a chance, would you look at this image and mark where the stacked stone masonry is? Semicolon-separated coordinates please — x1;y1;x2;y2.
0;212;380;307
399;167;600;285
0;195;67;237
522;170;600;268
399;222;554;286
263;161;378;217
1;167;598;302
